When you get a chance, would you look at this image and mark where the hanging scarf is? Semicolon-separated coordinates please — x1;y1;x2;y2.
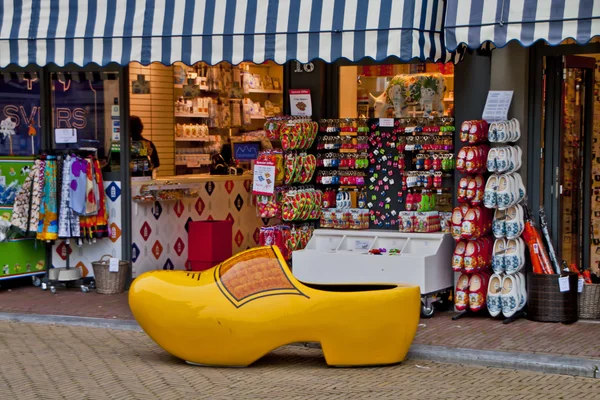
69;156;88;215
37;157;58;241
84;158;99;216
58;155;81;238
92;157;108;238
10;160;42;235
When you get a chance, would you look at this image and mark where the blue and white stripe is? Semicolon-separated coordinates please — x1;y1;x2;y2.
445;0;600;51
0;0;450;67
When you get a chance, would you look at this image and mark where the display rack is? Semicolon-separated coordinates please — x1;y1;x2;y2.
292;229;454;317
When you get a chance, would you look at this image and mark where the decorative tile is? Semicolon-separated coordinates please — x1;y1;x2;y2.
132;243;140;263
109;222;121;243
234;194;244;212
105;182;121;202
174;237;185;257
174;200;185;217
56;242;72;260
140;221;152;241
195;197;205;216
152;241;163;260
163;258;174;270
152;201;163;220
205;181;215;196
235;230;244;247
225;180;234;194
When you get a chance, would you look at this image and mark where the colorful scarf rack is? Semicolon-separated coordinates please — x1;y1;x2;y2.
10;152;109;242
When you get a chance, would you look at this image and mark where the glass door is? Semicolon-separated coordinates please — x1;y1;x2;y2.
544;55;595;271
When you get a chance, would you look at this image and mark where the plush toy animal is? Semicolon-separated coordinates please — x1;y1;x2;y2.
370;73;446;118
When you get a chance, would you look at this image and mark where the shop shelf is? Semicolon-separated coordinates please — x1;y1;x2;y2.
247;89;283;94
175;137;218;142
175;112;210;118
175;161;212;166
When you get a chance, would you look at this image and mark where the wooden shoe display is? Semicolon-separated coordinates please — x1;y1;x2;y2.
130;246;421;367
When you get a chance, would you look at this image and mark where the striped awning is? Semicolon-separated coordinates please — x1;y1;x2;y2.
0;0;451;68
445;0;600;51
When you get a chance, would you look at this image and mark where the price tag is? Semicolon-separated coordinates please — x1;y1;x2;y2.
379;118;394;127
109;258;119;273
558;276;570;292
578;278;585;293
252;161;276;196
354;240;370;251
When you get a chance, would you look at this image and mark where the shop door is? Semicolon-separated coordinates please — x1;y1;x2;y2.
543;55;595;271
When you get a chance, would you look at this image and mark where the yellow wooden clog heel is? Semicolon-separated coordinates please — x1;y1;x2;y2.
129;246;421;367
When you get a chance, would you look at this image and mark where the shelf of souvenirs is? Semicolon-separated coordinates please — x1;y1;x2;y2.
174;135;221;142
247;89;283;94
175;112;210;118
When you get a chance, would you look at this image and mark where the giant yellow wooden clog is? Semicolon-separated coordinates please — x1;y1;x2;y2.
129;246;421;367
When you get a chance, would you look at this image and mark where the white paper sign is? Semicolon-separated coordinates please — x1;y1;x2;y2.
109;257;119;273
379;118;394;127
55;128;78;144
354;240;370;251
482;91;514;122
252;161;276;196
558;276;570;292
0;176;5;186
289;89;312;116
578;278;585;293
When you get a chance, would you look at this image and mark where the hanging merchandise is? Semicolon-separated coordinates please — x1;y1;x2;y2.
10;159;43;235
36;156;58;241
10;151;110;244
58;155;80;238
482;118;527;321
453;119;494;317
253;117;321;257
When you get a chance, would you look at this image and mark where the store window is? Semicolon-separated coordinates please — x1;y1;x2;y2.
0;71;41;157
51;70;121;166
339;63;454;118
129;61;283;178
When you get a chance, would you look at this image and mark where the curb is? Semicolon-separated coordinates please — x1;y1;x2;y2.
0;312;142;332
0;312;597;378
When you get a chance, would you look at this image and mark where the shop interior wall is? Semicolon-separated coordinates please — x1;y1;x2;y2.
129;63;175;177
489;43;530;188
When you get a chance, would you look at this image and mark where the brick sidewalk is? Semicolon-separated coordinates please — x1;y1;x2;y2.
0;321;597;400
1;285;599;361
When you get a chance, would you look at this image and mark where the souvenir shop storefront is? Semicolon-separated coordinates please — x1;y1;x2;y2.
0;0;460;295
439;0;600;321
2;0;597;323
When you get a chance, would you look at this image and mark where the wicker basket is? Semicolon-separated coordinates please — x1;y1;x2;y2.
92;255;130;294
579;283;600;319
527;272;579;323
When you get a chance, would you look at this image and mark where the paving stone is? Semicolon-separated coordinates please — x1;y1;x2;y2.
0;321;597;399
1;287;600;361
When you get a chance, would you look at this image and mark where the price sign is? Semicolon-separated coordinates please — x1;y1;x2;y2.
55;128;78;144
252;161;276;196
109;257;119;273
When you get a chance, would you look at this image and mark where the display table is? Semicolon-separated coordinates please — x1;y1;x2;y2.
292;229;454;317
